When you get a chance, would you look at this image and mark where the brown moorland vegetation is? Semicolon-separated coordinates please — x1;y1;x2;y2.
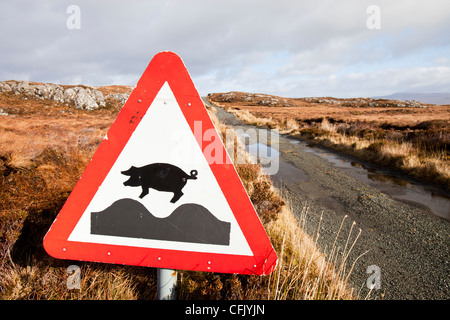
0;87;360;299
207;92;450;190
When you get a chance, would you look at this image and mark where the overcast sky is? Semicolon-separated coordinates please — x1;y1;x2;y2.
1;0;449;98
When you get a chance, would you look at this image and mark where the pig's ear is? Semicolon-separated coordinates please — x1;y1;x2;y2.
121;166;136;175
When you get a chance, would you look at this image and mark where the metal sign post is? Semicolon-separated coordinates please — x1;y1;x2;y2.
157;268;177;300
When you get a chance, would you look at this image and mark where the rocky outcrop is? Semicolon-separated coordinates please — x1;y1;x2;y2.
104;92;129;105
0;80;131;110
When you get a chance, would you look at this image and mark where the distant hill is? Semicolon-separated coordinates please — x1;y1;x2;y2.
373;92;450;105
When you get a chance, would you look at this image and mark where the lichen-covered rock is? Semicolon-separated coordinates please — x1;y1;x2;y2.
0;80;122;110
73;87;101;110
106;93;129;105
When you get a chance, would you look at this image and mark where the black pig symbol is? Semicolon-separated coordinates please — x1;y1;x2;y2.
121;163;198;203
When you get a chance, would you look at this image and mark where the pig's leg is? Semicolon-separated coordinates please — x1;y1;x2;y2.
170;190;183;203
139;186;149;199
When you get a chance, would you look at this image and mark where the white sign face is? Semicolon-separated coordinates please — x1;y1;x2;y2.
68;82;253;256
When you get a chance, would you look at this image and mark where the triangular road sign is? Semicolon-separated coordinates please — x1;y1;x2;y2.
43;51;277;275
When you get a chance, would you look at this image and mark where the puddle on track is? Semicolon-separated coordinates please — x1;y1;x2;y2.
246;143;280;159
301;142;450;221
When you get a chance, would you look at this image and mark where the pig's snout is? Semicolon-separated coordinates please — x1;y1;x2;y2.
121;167;141;187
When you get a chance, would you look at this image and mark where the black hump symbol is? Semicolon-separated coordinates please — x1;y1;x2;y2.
121;163;198;203
91;199;230;245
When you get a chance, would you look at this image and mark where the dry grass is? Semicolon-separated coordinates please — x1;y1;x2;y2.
0;91;360;300
305;121;450;189
263;204;361;299
226;109;277;129
0;262;154;300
